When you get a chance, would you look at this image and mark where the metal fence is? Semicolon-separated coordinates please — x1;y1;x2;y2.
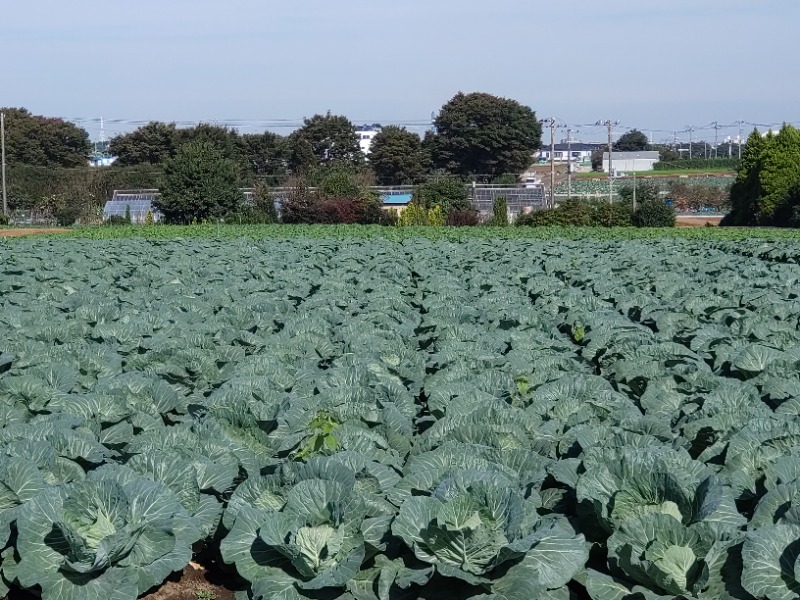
471;186;548;215
108;184;551;220
8;210;57;227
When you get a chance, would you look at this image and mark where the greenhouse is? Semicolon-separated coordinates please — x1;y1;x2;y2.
102;190;162;223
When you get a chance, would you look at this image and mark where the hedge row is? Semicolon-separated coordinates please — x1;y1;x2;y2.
653;158;739;171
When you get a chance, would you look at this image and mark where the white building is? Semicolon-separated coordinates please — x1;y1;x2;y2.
356;126;381;155
602;151;660;174
537;142;605;165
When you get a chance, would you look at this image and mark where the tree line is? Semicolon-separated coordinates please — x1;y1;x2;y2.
107;92;541;185
1;93;543;224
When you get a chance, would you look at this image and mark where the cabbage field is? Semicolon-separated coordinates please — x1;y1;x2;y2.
2;234;800;600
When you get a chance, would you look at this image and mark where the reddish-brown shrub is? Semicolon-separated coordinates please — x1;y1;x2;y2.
446;208;481;226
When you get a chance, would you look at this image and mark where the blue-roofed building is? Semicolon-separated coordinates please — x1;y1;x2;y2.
381;192;413;215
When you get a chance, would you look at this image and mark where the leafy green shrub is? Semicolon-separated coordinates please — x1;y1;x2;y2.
562;198;596;226
492;173;518;185
0;212;8;226
53;203;81;226
398;202;430;226
654;158;739;171
516;198;634;227
7;164;163;212
106;215;130;226
633;200;676;227
427;205;444;226
491;196;509;226
252;181;278;223
413;177;470;216
515;207;560;226
594;200;634;227
317;169;362;199
617;181;661;205
279;178;316;224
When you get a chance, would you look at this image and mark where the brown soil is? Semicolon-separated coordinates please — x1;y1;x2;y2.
0;228;69;237
3;563;237;600
675;216;723;227
141;563;237;600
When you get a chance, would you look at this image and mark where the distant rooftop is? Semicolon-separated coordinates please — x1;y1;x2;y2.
382;193;413;205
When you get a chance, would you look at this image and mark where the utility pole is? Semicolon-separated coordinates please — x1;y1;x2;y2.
566;128;572;199
549;117;556;208
606;120;614;203
687;126;694;160
1;112;7;217
632;170;637;213
738;121;744;160
595;119;617;202
712;121;719;159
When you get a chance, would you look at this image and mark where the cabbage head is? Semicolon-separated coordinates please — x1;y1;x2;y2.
392;474;587;593
221;458;391;600
3;477;200;600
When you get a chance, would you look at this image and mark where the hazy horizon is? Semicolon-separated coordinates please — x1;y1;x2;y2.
3;0;798;144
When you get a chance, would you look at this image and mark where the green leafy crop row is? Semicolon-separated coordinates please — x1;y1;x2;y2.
2;236;800;599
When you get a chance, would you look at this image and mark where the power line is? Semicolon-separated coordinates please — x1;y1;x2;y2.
54;114;800;147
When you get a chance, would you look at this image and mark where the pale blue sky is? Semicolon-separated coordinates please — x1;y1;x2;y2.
2;0;797;143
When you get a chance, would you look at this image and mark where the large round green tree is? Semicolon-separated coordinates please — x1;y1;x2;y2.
1;107;91;168
109;121;180;166
431;92;541;179
614;129;650;152
288;112;362;172
155;141;242;223
369;126;429;185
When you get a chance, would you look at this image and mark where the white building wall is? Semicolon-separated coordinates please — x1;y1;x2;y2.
601;152;659;174
357;129;380;154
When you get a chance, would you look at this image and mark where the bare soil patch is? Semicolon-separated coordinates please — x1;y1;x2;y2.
140;562;237;600
0;228;69;237
3;563;237;600
676;216;723;227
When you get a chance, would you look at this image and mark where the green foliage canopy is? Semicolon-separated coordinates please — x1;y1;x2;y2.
1;107;91;168
431;92;542;179
725;125;800;226
368;126;430;185
412;177;471;216
614;129;650;152
109;121;180;167
154;141;242;223
288;112;363;172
